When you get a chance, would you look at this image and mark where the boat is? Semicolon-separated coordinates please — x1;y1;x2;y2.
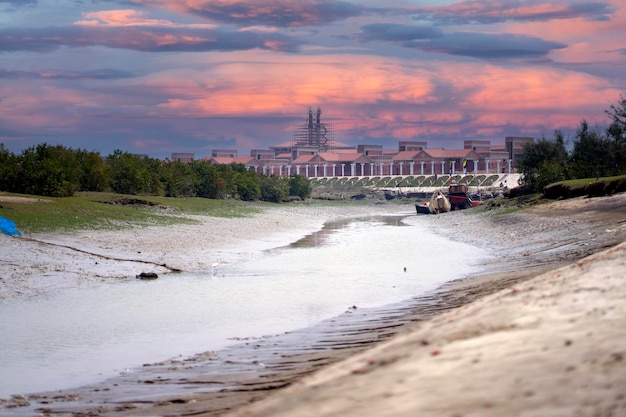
429;191;451;214
448;183;482;210
415;191;451;215
415;184;480;215
415;201;431;214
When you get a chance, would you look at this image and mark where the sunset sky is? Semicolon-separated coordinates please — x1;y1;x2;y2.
1;0;625;159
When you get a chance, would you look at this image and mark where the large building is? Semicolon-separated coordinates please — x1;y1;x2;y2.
200;109;533;178
171;152;195;163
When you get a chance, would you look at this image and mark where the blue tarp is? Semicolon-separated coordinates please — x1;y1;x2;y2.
0;216;22;236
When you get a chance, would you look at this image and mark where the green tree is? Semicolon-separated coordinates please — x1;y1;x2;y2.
161;160;197;197
135;156;166;196
570;121;611;179
215;164;239;198
75;149;108;192
0;144;17;192
517;131;568;190
260;175;289;203
606;94;626;139
234;169;261;201
288;174;311;199
105;150;153;195
605;94;626;175
535;160;567;191
192;160;226;199
13;143;82;197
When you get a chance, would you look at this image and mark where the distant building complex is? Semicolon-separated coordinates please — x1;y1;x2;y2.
175;108;533;178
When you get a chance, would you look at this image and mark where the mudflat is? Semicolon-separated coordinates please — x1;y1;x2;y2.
1;194;625;416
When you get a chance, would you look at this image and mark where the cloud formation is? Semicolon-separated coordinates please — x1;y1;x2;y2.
0;25;301;53
121;0;363;27
0;69;135;80
358;23;443;42
358;23;566;59
0;0;36;4
409;0;615;25
407;32;567;59
75;9;216;28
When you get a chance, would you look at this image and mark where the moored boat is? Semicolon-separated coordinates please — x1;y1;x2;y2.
415;201;431;214
448;183;482;210
429;191;451;214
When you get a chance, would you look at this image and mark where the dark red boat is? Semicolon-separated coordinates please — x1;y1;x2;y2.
448;183;482;210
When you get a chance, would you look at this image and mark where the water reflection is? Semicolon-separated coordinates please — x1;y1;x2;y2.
290;215;407;248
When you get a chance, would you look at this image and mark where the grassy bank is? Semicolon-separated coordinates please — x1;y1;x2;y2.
0;191;390;234
543;174;626;199
0;192;267;234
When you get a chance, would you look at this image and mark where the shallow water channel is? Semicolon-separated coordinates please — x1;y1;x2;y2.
0;213;487;398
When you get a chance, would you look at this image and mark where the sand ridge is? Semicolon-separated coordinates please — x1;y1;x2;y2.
230;242;626;417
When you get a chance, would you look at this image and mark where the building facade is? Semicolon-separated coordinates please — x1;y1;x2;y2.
197;108;532;177
204;137;531;178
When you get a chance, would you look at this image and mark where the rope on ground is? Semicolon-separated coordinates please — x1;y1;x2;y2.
16;236;184;272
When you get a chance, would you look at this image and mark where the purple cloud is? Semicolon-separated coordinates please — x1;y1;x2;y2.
0;0;37;4
406;32;567;59
0;69;135;80
409;1;614;25
358;24;566;60
0;25;302;53
118;0;363;27
358;23;443;42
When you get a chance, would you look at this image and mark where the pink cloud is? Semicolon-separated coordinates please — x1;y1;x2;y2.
135;51;619;142
3;49;620;147
75;9;217;29
148;54;436;117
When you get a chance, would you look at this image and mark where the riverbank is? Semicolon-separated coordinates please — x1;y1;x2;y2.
229;194;626;417
0;202;399;301
1;193;625;416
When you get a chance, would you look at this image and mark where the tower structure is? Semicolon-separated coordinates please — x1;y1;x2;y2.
292;107;334;152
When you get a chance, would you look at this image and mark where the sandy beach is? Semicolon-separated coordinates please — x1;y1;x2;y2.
1;193;625;416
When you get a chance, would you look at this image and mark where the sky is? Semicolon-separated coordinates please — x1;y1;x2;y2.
1;0;625;159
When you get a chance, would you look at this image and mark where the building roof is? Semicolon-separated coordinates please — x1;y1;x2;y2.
320;152;374;163
417;148;479;159
208;156;260;166
291;154;317;164
392;150;420;161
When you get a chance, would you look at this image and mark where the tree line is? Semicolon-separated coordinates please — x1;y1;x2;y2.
518;95;626;191
0;146;311;202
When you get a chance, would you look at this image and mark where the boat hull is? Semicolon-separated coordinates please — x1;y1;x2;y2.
415;202;431;214
448;183;482;210
449;194;481;210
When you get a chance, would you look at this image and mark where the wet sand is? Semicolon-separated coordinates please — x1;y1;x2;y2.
0;203;397;301
1;194;625;416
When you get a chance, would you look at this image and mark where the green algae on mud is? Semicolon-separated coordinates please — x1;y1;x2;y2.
0;192;263;234
0;192;388;234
